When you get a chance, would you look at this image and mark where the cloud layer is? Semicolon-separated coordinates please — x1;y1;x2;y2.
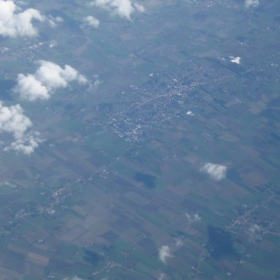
13;61;87;102
0;102;41;154
0;0;44;37
90;0;144;19
200;163;227;181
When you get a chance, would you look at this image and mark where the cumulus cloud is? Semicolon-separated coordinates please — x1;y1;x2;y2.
245;0;259;8
230;56;241;64
0;102;41;154
158;245;172;263
185;213;201;224
13;60;88;102
7;132;42;154
200;163;227;181
90;0;144;20
0;0;45;37
83;16;100;28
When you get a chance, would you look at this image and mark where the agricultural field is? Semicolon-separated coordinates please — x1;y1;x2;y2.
0;0;280;279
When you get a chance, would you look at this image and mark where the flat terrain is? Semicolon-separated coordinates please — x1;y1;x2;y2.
0;0;280;279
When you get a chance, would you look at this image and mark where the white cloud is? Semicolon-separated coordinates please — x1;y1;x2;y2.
230;56;241;64
15;74;49;102
0;102;41;154
134;3;144;12
83;16;100;28
200;163;227;181
92;75;102;88
158;245;172;263
48;15;64;28
7;132;42;154
186;110;194;116
185;213;201;224
158;273;166;280
0;102;32;138
245;0;259;8
49;40;57;48
0;0;45;37
90;0;144;19
13;60;88;102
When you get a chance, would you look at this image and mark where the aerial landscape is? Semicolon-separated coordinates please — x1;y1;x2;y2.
0;0;280;279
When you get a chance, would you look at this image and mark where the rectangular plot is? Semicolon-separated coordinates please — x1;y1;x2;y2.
26;252;49;267
60;225;88;242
